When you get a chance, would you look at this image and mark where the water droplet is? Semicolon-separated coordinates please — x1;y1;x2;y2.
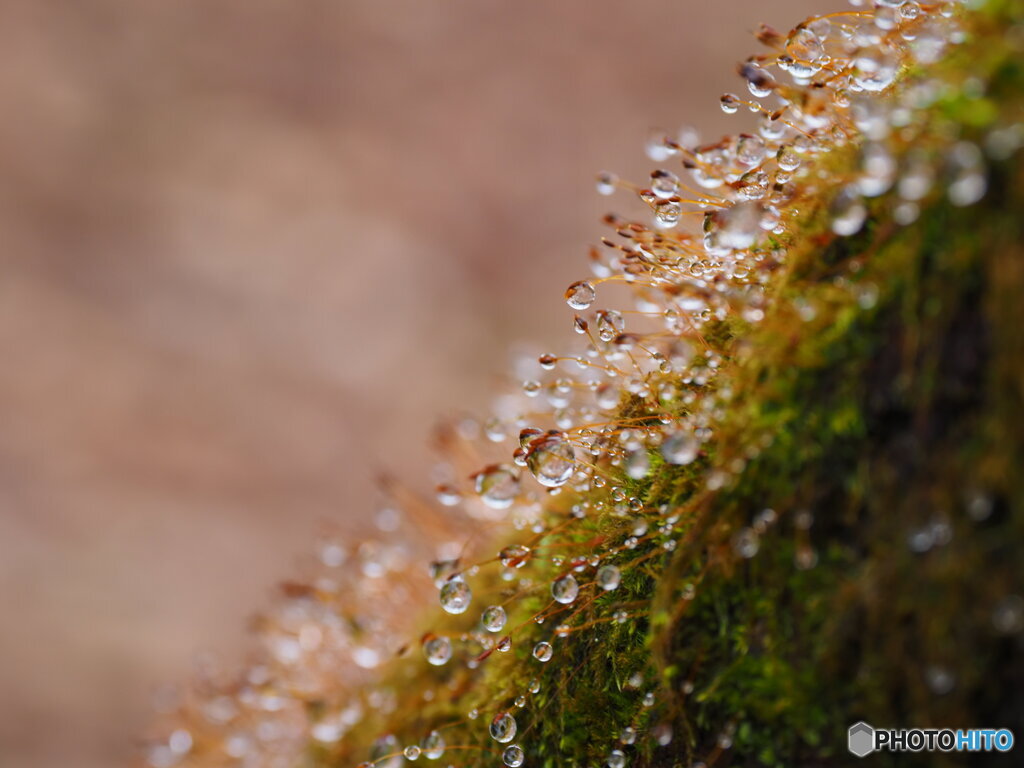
496;636;512;653
736;134;767;167
993;595;1024;634
662;432;699;465
525;432;576;488
703;201;762;253
499;544;531;568
489;712;517;744
532;642;553;662
654;199;682;228
482;605;508;632
607;750;626;768
551;574;580;604
596;172;618;196
732;528;760;558
787;26;825;63
422;731;445;760
620;726;636;745
831;187;867;236
423;635;453;666
429;559;460;588
436;484;462;507
594;310;624;343
652;723;674;746
625;450;650;479
439;576;472;615
925;665;955;695
597;565;621;591
776;145;802;172
948;142;986;206
474;465;521;510
404;746;421;760
565;280;596;310
650;169;680;198
503;745;525;768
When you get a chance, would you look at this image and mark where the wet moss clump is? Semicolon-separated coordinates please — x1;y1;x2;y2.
146;5;1024;768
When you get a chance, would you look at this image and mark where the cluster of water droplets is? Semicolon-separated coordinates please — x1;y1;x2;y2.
138;3;1024;768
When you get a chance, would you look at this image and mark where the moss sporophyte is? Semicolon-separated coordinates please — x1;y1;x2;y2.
142;3;1024;767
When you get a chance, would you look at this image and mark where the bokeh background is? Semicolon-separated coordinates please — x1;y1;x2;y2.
0;2;836;766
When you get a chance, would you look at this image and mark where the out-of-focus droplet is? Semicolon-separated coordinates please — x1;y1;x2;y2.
482;605;507;633
662;432;699;465
423;635;453;666
439;576;472;615
474;465;521;510
597;564;621;591
831;187;867;236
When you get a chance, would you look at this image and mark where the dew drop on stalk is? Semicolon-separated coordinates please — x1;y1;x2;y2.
439;576;472;615
489;712;517;743
551;574;580;604
532;641;553;662
565;280;596;310
596;172;618;196
607;749;627;768
499;544;531;568
787;26;825;62
423;636;453;666
650;169;679;198
597;564;621;591
422;731;445;760
403;746;421;761
525;432;576;488
482;605;507;632
776;145;802;172
474;465;520;510
654;198;682;228
720;93;740;114
503;745;525;768
595;310;624;342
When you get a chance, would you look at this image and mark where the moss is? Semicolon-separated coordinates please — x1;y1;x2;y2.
166;5;1024;768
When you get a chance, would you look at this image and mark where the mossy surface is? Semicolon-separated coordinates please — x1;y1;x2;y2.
297;6;1024;768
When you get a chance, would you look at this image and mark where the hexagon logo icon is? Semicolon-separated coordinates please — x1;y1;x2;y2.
848;722;875;757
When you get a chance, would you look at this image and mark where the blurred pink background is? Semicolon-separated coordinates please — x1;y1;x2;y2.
0;2;833;766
